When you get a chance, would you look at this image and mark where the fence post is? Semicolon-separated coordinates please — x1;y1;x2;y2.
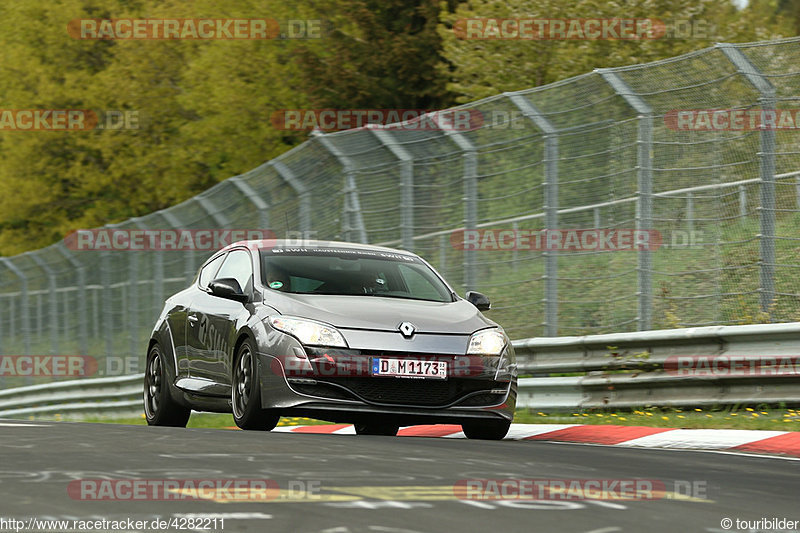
598;70;654;331
718;43;776;318
437;117;478;292
29;253;58;356
57;246;88;356
0;258;30;356
439;234;447;277
230;175;271;235
309;133;366;243
509;93;559;336
371;128;415;251
739;185;747;218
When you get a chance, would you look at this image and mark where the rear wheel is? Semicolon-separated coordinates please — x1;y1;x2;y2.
232;340;280;431
354;423;399;436
461;420;511;440
144;343;190;427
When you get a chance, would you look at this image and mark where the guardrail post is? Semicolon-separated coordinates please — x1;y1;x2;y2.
370;128;415;251
310;133;366;243
29;254;58;355
509;94;559;336
718;43;777;318
0;258;30;356
57;246;88;355
598;70;654;331
436;117;478;292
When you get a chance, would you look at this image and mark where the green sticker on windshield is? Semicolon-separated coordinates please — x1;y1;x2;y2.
269;281;283;289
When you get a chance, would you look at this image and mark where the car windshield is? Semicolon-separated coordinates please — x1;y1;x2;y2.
260;248;454;302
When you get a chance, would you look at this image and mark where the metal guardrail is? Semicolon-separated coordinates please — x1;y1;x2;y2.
514;323;800;409
2;322;800;418
0;374;143;418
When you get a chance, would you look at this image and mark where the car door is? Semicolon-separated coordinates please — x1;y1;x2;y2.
188;248;255;390
184;252;226;383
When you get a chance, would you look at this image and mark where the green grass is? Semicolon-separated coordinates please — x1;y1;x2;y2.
33;406;800;431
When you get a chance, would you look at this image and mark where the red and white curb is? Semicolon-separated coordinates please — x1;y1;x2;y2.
273;423;800;457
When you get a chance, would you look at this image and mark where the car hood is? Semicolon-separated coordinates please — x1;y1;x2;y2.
264;293;494;334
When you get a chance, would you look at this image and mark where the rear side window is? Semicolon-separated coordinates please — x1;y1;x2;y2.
198;254;225;289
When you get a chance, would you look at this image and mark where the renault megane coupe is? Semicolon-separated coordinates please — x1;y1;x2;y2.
144;240;517;439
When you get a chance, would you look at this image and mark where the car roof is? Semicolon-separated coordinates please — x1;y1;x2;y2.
221;239;416;257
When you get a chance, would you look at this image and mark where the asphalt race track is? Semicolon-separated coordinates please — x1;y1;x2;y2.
0;420;798;533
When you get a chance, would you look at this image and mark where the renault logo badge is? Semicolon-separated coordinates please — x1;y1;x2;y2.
398;322;416;338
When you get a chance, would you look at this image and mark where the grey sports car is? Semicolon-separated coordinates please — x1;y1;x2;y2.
144;240;517;439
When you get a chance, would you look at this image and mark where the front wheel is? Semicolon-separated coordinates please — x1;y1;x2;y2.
462;420;511;440
144;343;190;427
232;340;279;431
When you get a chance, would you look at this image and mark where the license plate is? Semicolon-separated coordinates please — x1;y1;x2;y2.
371;358;447;379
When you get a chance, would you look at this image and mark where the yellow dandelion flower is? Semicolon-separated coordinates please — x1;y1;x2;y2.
677;415;685;419
661;416;669;420
746;407;754;412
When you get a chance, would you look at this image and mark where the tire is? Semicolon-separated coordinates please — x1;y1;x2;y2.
461;420;511;440
144;343;191;427
354;423;399;436
232;340;280;431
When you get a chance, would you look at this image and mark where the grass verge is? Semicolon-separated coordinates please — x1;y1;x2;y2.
34;405;800;431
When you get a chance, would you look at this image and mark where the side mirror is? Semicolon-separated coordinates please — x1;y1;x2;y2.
466;291;491;311
208;278;249;303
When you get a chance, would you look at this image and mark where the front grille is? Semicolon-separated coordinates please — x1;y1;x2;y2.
298;377;497;407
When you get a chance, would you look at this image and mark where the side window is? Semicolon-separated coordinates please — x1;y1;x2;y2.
215;249;253;293
198;254;225;289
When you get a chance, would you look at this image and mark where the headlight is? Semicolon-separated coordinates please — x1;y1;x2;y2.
467;329;506;355
267;316;348;348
